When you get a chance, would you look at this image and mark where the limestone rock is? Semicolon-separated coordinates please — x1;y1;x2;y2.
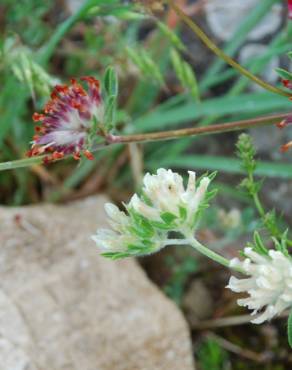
205;0;282;41
182;280;214;327
0;196;194;370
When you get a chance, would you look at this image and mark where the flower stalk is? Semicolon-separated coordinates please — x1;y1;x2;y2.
0;113;288;171
108;113;288;144
162;236;244;272
188;235;244;273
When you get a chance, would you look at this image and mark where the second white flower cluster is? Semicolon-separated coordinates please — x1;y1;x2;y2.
92;168;212;259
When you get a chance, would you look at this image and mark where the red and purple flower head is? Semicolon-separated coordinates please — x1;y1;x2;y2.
28;76;103;162
289;0;292;19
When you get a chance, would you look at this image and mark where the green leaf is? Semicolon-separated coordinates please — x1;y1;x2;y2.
272;237;282;252
183;62;199;101
287;310;292;348
103;66;119;97
127;244;146;252
149;154;292;180
149;220;174;230
126;46;165;86
157;22;186;51
179;206;187;221
253;231;268;255
160;212;177;224
271;230;290;256
128;209;155;237
170;48;184;80
204;188;218;203
280;230;289;256
170;48;199;101
103;67;119;131
102;252;131;259
275;67;292;81
100;7;145;20
104;95;117;130
129;224;154;238
135;91;292;131
207;171;217;182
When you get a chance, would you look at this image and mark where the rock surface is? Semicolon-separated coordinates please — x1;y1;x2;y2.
183;280;214;324
0;196;194;370
205;0;282;41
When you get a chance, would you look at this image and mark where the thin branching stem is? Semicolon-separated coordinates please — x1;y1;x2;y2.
167;0;291;98
188;236;245;274
0;113;287;171
109;113;288;144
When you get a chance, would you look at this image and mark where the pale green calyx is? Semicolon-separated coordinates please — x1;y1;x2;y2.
91;168;214;259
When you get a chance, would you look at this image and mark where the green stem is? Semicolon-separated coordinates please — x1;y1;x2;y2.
247;169;265;216
252;193;265;218
187;236;245;274
164;239;190;246
248;169;292;246
0;113;287;172
165;237;244;273
167;0;291;98
0;156;46;171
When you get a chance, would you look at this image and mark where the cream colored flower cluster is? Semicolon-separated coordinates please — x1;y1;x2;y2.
129;169;210;230
92;168;211;258
227;247;292;324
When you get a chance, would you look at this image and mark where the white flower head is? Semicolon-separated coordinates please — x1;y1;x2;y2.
129;168;211;231
92;168;214;259
227;247;292;324
92;201;163;258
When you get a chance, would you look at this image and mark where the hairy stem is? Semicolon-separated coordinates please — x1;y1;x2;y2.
163;239;190;246
0;113;287;172
187;236;245;274
163;236;244;273
247;166;292;246
0;156;46;171
108;113;288;144
167;0;291;98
